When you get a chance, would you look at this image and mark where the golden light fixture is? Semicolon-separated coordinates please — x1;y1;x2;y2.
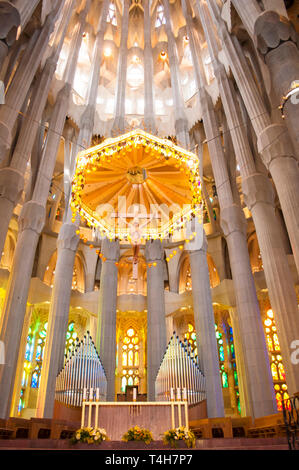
71;129;202;242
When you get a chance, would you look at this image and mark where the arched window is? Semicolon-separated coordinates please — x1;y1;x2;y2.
155;4;166;28
18;320;78;415
263;309;289;410
121;327;140;392
107;2;117;26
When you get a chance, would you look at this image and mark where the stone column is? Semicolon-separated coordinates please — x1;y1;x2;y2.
0;201;44;419
254;11;299;152
205;0;299;274
111;0;130;134
191;87;276;417
162;0;189;148
0;1;20;71
143;0;156;133
0;0;76;257
36;0;110;417
145;240;167;401
96;239;120;401
221;205;277;417
0;4;89;419
188;237;225;418
199;0;299;396
12;0;41;30
36;224;79;418
0;4;60;162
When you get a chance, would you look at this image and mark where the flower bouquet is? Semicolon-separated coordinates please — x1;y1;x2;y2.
122;425;154;445
71;427;109;445
162;426;196;448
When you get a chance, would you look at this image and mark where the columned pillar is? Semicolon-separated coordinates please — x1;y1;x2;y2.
242;174;299;395
162;0;189;148
36;224;79;418
0;201;45;419
0;4;89;419
0;1;20;71
205;0;299;274
36;0;110;417
96;239;120;401
221;205;276;417
188;236;225;418
111;0;130;134
0;4;60;162
198;0;299;396
254;11;299;153
0;0;76;256
191;86;276;417
145;240;167;401
143;0;156;133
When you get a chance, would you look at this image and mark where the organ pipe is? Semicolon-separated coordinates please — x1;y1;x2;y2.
55;331;107;406
155;332;206;404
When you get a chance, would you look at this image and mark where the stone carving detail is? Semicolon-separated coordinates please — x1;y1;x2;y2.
254;11;299;57
0;2;20;46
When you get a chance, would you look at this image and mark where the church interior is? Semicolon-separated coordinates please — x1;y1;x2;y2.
0;0;298;450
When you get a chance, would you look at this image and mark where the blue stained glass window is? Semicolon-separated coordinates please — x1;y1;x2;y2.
31;371;39;388
219;346;225;362
222;372;228;388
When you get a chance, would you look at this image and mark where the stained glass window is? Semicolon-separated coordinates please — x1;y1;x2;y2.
183;323;197;357
107;3;117;26
263;309;289;411
121;327;140;392
155;4;166;28
18;320;78;415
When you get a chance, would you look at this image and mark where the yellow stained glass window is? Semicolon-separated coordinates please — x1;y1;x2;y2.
271;363;279;381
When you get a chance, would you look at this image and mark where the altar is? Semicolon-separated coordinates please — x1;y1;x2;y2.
81;400;189;440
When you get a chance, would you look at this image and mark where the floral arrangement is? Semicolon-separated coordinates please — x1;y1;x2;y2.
71;427;109;445
162;426;196;448
122;425;154;444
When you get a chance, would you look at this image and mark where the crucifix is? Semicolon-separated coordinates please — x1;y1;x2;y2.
111;206;161;279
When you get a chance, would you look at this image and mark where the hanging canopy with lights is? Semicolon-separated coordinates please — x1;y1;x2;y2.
71;129;202;242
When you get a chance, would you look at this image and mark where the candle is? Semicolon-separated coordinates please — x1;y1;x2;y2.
133;388;137;402
83;388;87;400
170;387;174;400
177;388;181;401
90;387;93;401
96;387;100;401
183;388;187;401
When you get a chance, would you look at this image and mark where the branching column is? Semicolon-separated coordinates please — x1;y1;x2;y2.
206;0;299;275
143;0;156;133
36;225;79;418
111;0;130;134
162;0;189;148
0;3;90;420
198;0;299;396
145;240;167;401
0;0;76;257
0;4;61;163
36;0;110;418
188;236;225;418
96;239;120;401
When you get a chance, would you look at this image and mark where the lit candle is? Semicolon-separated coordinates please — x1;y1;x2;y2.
170;388;174;400
183;388;187;401
133;388;137;402
177;388;181;401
